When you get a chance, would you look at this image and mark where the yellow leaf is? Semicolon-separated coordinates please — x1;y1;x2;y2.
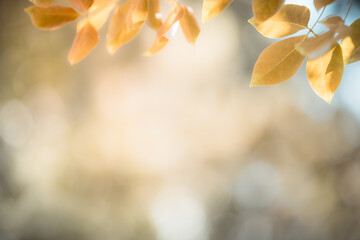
249;4;310;38
70;0;94;12
341;18;360;65
250;35;307;86
107;2;142;54
24;5;81;30
296;31;336;59
314;0;338;11
157;4;184;38
127;0;148;28
143;36;169;56
77;2;115;31
202;0;233;22
306;43;343;103
147;0;162;30
321;16;344;30
29;0;54;7
89;0;115;12
180;7;200;45
321;16;351;39
252;0;284;23
68;23;99;65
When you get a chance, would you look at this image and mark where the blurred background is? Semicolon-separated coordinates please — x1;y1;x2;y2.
1;0;360;239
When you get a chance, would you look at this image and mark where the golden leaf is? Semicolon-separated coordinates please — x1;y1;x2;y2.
89;0;115;12
321;16;351;39
314;0;338;11
107;1;142;54
69;0;94;12
77;2;115;31
321;16;344;30
250;35;307;86
147;0;162;30
249;4;310;38
180;7;200;45
68;23;99;65
202;0;233;22
156;4;184;38
341;18;360;65
127;0;148;28
252;0;284;23
306;43;343;103
29;0;54;7
24;5;81;30
143;36;169;56
296;31;335;59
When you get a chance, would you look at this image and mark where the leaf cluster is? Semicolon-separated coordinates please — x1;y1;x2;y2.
249;0;360;103
25;0;232;64
25;0;360;103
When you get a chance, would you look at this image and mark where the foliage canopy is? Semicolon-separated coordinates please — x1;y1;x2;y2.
25;0;360;103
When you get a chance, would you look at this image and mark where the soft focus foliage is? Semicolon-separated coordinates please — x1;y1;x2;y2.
250;0;359;103
24;0;360;104
2;1;360;240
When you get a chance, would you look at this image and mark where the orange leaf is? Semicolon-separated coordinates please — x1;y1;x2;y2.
180;7;200;45
147;0;162;30
143;36;169;56
157;4;184;38
24;5;81;30
107;1;142;54
202;0;233;22
29;0;54;7
314;0;338;11
306;43;343;103
89;0;115;12
127;0;148;28
77;2;115;31
70;0;94;12
253;0;284;22
250;35;307;86
68;23;99;65
341;18;360;65
249;4;310;38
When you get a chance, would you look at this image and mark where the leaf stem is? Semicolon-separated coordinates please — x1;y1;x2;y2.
306;27;317;36
311;6;326;30
344;0;353;22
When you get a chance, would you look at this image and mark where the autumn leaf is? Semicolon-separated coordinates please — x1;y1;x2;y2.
156;4;184;38
180;7;200;45
89;0;115;12
68;23;99;65
143;36;169;56
29;0;54;7
202;0;233;22
147;0;162;30
250;35;307;86
306;43;343;103
25;5;81;30
321;16;351;39
77;2;115;31
341;18;360;65
70;0;94;12
314;0;338;11
249;4;310;38
296;31;335;59
107;1;142;54
127;0;148;28
253;0;284;23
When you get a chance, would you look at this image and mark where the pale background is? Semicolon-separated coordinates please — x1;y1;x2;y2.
0;0;360;240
